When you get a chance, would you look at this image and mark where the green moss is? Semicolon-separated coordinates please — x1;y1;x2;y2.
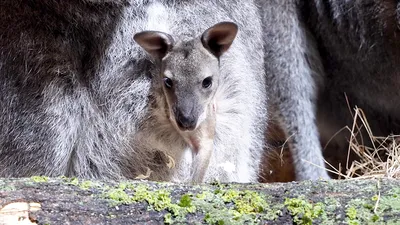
117;181;136;190
164;213;173;224
79;180;95;190
341;187;400;225
192;188;279;225
179;194;194;211
348;220;360;225
59;177;106;192
345;197;385;225
224;190;266;214
284;197;326;225
21;177;400;224
378;188;400;212
371;214;380;222
62;177;80;186
150;189;174;211
101;182;280;224
346;207;358;222
371;188;400;224
30;176;49;182
107;188;132;205
220;189;240;202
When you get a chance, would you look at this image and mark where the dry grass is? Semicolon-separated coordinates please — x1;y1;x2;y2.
326;106;400;180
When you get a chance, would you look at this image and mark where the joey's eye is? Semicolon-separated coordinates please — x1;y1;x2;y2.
163;77;173;89
202;77;212;89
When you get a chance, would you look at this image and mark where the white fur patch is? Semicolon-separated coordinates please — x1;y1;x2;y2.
146;2;170;32
218;162;236;174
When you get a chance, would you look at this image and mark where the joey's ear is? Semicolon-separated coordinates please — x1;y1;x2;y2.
134;31;174;59
201;22;238;58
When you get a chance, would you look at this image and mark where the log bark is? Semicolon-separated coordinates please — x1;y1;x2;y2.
1;177;399;224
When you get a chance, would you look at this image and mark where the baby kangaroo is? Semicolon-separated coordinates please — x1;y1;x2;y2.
134;22;238;182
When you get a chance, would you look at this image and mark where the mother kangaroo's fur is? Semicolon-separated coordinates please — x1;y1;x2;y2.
0;0;266;182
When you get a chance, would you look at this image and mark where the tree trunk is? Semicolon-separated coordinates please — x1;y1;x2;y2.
0;177;399;224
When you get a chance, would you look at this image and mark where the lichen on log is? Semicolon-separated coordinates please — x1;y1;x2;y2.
0;177;399;224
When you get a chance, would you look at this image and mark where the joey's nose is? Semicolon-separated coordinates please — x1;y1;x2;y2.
176;111;197;131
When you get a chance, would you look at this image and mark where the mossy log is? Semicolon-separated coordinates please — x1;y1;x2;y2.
0;177;399;225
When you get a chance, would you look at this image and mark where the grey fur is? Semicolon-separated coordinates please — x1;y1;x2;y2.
306;0;400;165
257;0;400;180
0;0;267;182
257;0;330;180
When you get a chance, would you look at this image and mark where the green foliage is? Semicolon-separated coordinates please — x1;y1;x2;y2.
284;197;325;225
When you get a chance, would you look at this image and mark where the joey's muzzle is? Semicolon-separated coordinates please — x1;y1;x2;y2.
175;109;198;131
173;97;201;131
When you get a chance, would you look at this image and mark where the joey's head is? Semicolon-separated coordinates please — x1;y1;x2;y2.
134;22;238;131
